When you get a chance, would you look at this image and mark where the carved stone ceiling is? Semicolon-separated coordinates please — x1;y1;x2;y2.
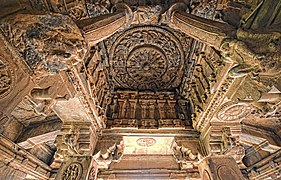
105;25;191;91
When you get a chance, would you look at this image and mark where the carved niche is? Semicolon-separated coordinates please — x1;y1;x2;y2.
0;13;87;75
0;57;14;99
209;127;245;163
53;123;93;168
106;91;192;129
107;26;185;90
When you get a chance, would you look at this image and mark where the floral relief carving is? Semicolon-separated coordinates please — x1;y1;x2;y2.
62;162;83;180
88;166;96;180
109;26;184;90
217;102;251;121
0;58;14;99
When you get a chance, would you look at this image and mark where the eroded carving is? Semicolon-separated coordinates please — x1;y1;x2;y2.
94;141;124;169
137;138;156;147
86;0;111;18
88;166;96;180
0;57;14;99
1;13;87;75
133;5;162;24
191;0;217;19
209;127;245;163
172;142;197;163
64;126;80;155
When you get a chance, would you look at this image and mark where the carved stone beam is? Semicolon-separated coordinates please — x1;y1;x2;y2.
0;134;52;179
78;3;133;46
244;149;281;180
168;8;235;49
17;130;60;150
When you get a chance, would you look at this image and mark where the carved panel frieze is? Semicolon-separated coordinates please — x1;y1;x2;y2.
107;26;185;90
106;91;192;129
0;57;14;99
86;46;110;119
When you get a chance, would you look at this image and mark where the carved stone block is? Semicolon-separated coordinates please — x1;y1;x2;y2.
198;155;245;180
0;33;34;114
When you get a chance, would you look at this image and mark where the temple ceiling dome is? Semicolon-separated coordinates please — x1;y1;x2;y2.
106;25;190;91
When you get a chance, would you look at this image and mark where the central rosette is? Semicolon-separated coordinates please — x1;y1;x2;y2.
109;26;184;90
127;46;167;83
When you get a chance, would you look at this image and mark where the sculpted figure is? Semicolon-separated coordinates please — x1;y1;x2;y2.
172;142;197;163
220;30;281;78
64;127;79;155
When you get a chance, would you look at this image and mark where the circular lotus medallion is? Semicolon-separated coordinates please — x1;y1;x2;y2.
217;102;251;121
217;165;239;180
62;162;83;180
109;26;184;90
137;138;156;147
0;57;14;99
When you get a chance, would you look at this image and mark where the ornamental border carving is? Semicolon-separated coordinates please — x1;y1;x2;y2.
0;56;15;99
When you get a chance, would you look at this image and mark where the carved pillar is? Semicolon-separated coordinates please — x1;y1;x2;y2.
198;155;245;180
54;122;98;180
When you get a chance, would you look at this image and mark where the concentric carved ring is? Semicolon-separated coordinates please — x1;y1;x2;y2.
217;102;251;121
217;165;239;180
127;46;167;83
110;26;184;90
0;57;14;99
